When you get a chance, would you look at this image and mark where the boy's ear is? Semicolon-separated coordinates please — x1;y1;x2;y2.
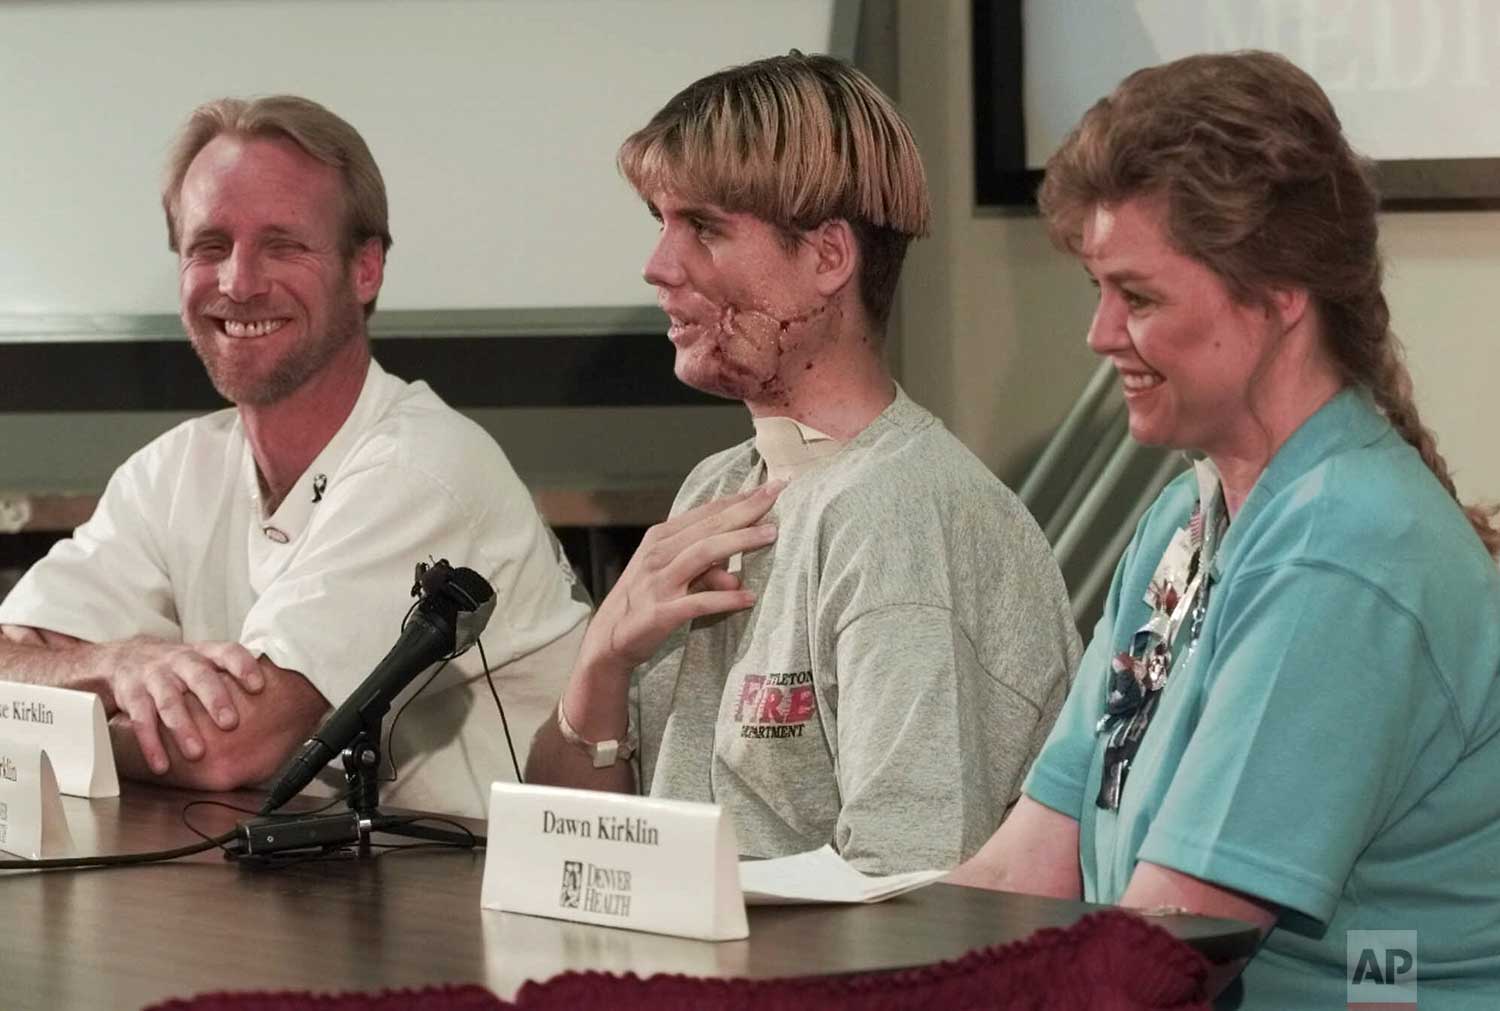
806;218;857;298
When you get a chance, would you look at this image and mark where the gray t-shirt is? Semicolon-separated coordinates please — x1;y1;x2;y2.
633;388;1080;874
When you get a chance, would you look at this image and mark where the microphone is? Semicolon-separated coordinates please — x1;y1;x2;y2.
259;560;496;815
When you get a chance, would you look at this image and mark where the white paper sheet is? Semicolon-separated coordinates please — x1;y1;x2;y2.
739;845;944;905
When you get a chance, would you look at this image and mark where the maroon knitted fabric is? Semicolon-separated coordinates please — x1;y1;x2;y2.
146;910;1211;1011
511;911;1212;1011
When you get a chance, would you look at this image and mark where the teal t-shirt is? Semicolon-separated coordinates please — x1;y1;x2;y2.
1025;390;1500;1009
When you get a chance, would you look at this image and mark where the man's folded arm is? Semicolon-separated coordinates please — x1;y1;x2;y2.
108;654;328;791
0;625;119;707
2;624;325;791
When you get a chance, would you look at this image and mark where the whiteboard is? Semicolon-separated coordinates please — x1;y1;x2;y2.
0;0;842;320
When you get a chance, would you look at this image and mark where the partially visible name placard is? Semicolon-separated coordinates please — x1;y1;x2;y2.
482;783;749;942
0;743;75;859
0;682;118;798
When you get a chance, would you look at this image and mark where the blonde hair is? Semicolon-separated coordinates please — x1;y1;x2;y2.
1040;50;1499;556
619;52;930;331
162;95;392;316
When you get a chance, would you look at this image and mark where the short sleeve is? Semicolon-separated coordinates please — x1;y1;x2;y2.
0;446;180;642
1139;561;1444;923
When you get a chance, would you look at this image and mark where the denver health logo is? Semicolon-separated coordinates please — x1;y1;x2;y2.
559;860;584;909
556;858;633;917
1347;930;1417;1009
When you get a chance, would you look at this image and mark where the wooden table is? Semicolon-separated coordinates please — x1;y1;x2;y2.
0;784;1258;1010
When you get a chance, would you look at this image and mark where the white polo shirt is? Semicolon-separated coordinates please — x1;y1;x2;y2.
0;359;590;818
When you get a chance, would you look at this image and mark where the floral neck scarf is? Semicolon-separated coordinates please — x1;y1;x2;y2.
1096;460;1228;811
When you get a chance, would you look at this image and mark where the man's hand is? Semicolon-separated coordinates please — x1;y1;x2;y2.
102;638;266;775
576;481;783;683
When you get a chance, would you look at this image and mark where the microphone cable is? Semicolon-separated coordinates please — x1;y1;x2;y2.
0;830;235;871
0;789;482;873
381;627;522;787
478;638;523;783
194;795;480;866
380;658;451;786
0;791;354;871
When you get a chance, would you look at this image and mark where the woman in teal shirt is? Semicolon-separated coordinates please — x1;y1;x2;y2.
950;51;1500;1009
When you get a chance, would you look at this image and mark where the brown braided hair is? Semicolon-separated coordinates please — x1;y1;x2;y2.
1038;50;1499;556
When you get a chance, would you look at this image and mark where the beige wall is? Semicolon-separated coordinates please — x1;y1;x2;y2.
894;0;1500;509
1384;213;1500;505
895;1;1095;488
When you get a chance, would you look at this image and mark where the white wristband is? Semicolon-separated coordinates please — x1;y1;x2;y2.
556;701;636;769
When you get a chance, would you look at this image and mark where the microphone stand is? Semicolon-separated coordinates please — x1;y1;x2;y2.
224;559;494;862
229;704;477;863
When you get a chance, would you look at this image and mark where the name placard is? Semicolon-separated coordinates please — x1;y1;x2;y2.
0;682;118;798
482;783;748;942
0;743;75;859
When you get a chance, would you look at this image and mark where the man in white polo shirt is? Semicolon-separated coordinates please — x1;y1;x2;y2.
0;96;590;818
